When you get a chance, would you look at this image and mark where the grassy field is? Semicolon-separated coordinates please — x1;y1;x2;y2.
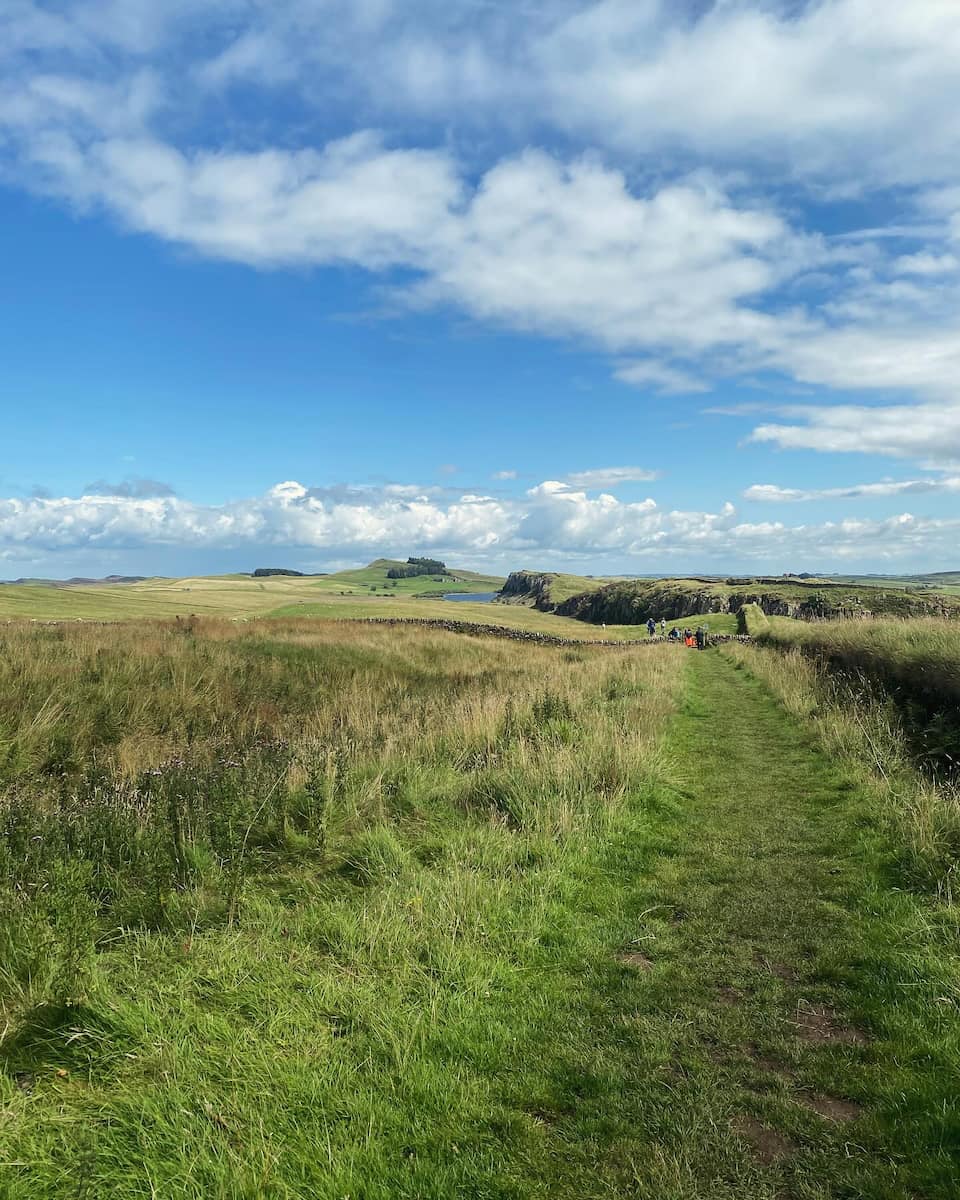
0;575;326;620
823;572;960;595
0;619;684;1197
0;565;738;638
271;595;739;638
303;558;504;597
0;560;505;623
1;618;959;1196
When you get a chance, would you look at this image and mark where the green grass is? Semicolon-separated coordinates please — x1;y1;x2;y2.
268;595;725;639
538;571;623;605
737;603;772;636
0;620;686;1196
722;620;960;894
630;652;960;1198
305;557;505;597
762;614;960;701
0;570;735;639
1;623;959;1196
0;575;327;620
0;561;505;622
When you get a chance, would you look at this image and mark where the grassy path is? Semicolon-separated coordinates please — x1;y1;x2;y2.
2;645;958;1198
620;649;960;1197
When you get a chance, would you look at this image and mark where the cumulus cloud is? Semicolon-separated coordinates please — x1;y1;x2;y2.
25;0;954;192
535;1;960;190
5;0;960;501
15;132;816;360
4;479;959;572
21;130;462;270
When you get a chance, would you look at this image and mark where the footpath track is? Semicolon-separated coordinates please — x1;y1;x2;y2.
614;649;960;1198
2;643;957;1199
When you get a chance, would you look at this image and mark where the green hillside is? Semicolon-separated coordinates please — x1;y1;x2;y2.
0;561;506;622
311;559;504;597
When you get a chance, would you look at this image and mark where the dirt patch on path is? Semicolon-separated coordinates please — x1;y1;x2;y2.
618;952;654;971
731;1115;796;1164
797;1092;863;1123
790;1002;868;1046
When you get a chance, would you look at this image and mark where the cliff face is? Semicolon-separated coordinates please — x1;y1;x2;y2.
555;582;729;623
553;581;960;626
498;571;558;611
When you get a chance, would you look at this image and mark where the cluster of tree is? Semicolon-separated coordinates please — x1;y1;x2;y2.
252;568;305;577
386;557;449;579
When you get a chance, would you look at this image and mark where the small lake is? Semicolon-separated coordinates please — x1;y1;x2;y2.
442;592;498;603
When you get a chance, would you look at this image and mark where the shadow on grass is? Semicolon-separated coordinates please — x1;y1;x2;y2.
0;1002;138;1083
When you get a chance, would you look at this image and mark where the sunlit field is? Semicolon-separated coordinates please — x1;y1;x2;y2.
0;618;686;1197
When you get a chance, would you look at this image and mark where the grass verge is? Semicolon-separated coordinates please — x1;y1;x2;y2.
723;628;960;895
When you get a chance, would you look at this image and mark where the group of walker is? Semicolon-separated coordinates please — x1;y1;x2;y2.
645;616;708;649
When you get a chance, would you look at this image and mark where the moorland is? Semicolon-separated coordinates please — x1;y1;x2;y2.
1;561;959;1197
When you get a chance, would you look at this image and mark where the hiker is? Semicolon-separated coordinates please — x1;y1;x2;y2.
660;618;666;635
647;617;656;637
695;626;705;650
684;629;694;647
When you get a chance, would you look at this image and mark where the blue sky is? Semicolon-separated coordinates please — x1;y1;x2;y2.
3;0;960;578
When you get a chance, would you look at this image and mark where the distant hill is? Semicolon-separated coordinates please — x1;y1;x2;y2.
0;574;150;587
315;559;504;597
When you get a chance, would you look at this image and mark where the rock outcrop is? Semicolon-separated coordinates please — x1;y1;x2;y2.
551;578;960;627
498;571;559;610
555;581;730;623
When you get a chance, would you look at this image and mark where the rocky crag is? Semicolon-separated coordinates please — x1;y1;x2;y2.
500;572;960;627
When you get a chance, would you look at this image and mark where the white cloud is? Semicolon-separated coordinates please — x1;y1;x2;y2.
4;479;959;573
614;361;709;394
744;477;960;503
409;154;815;354
534;1;960;190
7;105;823;358
22;130;462;270
564;467;660;489
749;401;960;468
83;477;176;498
894;252;959;276
5;0;960;489
34;0;953;193
492;470;517;480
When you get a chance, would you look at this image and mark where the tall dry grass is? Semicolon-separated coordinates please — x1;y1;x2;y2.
763;616;960;704
0;618;681;1011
